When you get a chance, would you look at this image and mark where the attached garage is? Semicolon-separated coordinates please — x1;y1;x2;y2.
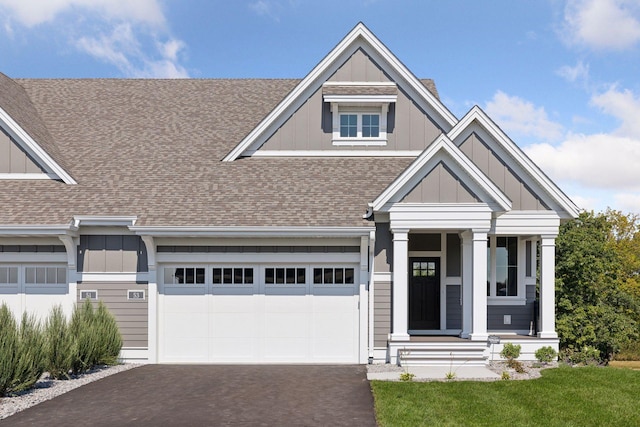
158;264;361;363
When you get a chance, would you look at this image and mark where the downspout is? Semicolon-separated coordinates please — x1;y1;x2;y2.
368;229;376;363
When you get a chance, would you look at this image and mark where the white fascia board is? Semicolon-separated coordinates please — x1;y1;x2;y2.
450;106;580;219
0;225;78;236
492;211;560;236
73;216;138;227
0;106;76;185
251;150;421;157
371;135;511;212
129;226;375;238
223;22;457;162
323;95;397;103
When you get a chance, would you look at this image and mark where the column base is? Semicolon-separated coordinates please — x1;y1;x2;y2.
537;331;558;339
469;333;488;341
459;331;471;339
390;333;410;341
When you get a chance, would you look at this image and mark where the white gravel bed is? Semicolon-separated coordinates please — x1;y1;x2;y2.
0;363;141;420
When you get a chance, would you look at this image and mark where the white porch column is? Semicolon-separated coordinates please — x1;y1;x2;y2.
469;230;488;341
538;235;558;338
460;231;473;338
391;228;410;340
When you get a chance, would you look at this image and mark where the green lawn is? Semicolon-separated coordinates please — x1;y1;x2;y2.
371;366;640;427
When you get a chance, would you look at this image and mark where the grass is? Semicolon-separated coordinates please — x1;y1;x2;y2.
609;360;640;370
371;365;640;427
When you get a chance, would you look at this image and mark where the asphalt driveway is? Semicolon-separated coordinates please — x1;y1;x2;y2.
3;365;377;426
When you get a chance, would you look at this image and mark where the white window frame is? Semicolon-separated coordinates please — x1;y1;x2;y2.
487;236;527;305
331;104;389;146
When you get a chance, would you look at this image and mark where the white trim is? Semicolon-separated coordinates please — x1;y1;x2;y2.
73;216;138;228
223;23;457;162
0;105;76;184
324;95;397;103
493;211;560;235
131;226;374;238
332;139;387;146
78;273;148;282
251;150;422;157
388;203;493;230
0;173;57;180
449;106;579;219
371;135;512;212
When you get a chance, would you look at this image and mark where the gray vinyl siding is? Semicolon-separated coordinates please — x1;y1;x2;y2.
77;235;148;273
459;133;548;210
374;280;391;347
0;127;44;173
487;285;536;331
261;49;443;152
402;162;480;204
446;285;461;329
77;281;148;348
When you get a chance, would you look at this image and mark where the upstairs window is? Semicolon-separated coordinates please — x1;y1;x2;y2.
339;113;380;138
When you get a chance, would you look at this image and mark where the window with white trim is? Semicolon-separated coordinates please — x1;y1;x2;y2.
313;267;355;285
25;266;67;285
265;267;306;284
487;236;518;297
330;105;389;145
164;267;205;284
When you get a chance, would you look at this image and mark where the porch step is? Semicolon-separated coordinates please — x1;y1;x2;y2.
395;344;488;367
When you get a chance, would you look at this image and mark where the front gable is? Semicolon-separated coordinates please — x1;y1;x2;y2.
449;107;579;218
372;135;512;212
223;23;457;161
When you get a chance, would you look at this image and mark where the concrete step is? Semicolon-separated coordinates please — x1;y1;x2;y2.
397;346;488;367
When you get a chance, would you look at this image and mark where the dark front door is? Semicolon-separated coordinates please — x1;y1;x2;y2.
409;257;440;330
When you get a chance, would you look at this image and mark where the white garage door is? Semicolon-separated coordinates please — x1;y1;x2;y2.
158;265;360;363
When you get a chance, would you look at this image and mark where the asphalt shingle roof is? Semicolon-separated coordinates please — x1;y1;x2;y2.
0;77;434;227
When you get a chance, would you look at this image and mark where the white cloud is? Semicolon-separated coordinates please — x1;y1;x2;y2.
556;60;589;85
562;0;640;50
0;0;165;27
590;85;640;138
613;193;640;214
0;0;188;78
77;24;188;78
249;0;281;22
484;91;564;142
525;133;640;191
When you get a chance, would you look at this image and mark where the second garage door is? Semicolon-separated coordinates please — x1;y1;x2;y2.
158;265;360;363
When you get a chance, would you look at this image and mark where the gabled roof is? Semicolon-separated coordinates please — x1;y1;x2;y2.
449;106;580;218
0;73;76;184
222;22;457;161
371;134;512;212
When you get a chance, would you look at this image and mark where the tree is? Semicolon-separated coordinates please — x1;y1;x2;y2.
555;211;640;361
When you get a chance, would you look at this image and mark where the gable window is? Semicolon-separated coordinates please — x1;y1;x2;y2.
487;237;523;302
323;82;397;147
339;113;380;138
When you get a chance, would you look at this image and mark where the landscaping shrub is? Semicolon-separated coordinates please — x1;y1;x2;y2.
94;300;123;365
10;313;46;393
535;346;558;363
500;343;522;369
45;305;76;380
559;346;601;365
0;303;18;396
70;299;101;374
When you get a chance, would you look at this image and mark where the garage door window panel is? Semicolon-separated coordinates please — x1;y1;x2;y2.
212;267;254;285
166;267;205;285
0;266;18;285
265;268;305;285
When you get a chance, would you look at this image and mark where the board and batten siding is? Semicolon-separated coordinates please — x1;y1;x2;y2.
77;281;148;348
261;48;442;152
487;285;536;331
77;235;148;273
459;133;548;210
0;127;44;173
402;162;481;204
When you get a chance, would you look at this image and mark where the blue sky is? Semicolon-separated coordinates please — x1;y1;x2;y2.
1;0;640;215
